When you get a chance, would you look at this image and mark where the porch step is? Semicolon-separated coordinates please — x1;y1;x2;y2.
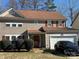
32;48;43;53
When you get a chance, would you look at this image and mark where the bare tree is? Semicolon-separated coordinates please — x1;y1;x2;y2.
18;0;28;9
32;0;38;10
56;0;79;26
8;0;17;9
18;0;45;10
45;0;56;11
0;0;3;13
8;0;56;10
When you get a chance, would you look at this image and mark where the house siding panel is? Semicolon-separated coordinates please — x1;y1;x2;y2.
26;23;45;30
0;22;45;41
72;15;79;29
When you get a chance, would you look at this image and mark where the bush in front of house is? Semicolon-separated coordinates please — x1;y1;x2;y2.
1;39;13;51
24;39;34;51
0;39;34;51
0;41;3;50
16;39;25;51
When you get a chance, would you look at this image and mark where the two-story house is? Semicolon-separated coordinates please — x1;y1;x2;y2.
0;8;79;49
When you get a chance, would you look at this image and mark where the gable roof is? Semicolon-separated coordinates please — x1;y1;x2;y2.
0;8;13;17
0;8;66;21
71;11;79;26
16;10;66;21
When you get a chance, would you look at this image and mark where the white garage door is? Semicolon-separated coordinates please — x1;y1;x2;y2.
50;37;75;49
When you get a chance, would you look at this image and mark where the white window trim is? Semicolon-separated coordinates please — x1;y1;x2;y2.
5;23;23;27
5;34;21;41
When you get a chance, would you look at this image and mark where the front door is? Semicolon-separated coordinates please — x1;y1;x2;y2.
33;35;40;48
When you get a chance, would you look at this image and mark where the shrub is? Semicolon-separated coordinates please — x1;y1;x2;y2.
1;40;13;50
24;39;34;51
0;41;3;50
16;39;24;51
11;40;17;49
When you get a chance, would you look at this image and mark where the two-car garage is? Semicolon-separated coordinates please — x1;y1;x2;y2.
46;34;78;50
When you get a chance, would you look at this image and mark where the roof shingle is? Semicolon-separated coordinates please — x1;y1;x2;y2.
16;10;66;21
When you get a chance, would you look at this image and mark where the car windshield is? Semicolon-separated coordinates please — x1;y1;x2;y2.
59;41;75;46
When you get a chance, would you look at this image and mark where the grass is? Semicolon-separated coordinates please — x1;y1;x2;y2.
0;49;79;59
0;51;66;59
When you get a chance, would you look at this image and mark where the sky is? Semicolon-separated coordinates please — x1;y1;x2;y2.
0;0;79;28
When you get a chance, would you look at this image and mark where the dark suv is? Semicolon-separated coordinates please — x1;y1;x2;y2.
54;41;79;56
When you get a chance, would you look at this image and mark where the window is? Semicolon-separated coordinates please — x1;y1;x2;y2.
12;24;16;27
12;36;16;41
33;20;38;24
56;21;58;24
59;21;62;26
6;24;10;27
18;24;22;27
4;34;24;41
62;21;64;23
6;23;23;27
5;36;10;40
52;21;53;24
56;21;58;26
47;20;52;26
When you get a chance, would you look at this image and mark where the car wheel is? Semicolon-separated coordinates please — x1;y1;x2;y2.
64;49;71;56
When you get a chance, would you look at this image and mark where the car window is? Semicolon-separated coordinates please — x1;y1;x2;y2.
58;41;74;46
65;41;75;46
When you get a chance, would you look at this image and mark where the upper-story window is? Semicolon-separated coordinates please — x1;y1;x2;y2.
12;24;16;27
58;21;65;26
56;21;58;26
6;23;23;27
18;24;22;27
59;21;62;26
33;20;39;24
47;20;52;26
57;21;65;28
6;24;10;27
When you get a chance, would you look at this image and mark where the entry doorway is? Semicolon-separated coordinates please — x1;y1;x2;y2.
33;35;40;48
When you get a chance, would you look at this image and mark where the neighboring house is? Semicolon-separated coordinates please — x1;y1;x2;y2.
71;12;79;29
0;8;79;49
71;12;79;45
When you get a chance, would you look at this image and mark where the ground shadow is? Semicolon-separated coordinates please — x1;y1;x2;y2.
43;49;79;57
0;49;29;52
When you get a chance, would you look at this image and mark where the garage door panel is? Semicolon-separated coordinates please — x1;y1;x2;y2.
50;37;74;49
